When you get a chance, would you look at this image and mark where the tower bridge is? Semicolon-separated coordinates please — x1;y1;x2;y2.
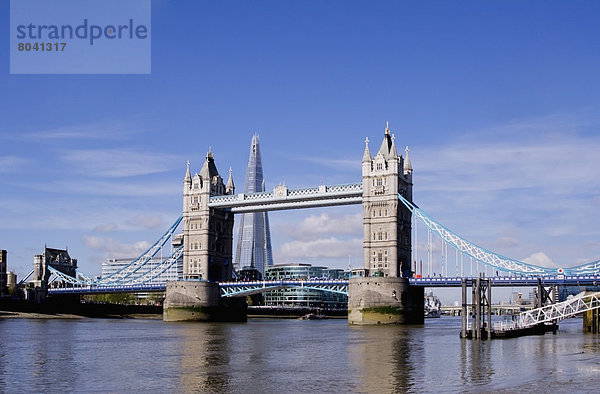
36;123;600;325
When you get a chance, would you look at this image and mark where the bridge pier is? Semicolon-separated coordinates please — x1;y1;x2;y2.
348;277;424;325
163;281;246;322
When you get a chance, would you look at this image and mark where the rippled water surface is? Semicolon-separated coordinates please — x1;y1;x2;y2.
1;317;600;392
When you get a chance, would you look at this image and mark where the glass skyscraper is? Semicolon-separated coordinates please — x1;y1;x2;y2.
234;134;274;275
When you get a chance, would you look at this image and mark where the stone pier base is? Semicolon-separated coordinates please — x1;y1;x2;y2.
348;277;424;325
163;281;247;322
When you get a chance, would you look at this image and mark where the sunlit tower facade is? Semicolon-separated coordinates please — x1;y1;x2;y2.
234;134;274;275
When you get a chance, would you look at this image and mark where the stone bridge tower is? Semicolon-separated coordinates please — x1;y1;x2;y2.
361;122;413;277
182;150;235;282
164;149;245;322
348;123;423;325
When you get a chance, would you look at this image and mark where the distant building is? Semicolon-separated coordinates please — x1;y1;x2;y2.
350;268;369;278
32;247;78;289
511;291;523;305
0;250;7;297
234;134;274;276
263;263;348;310
6;272;17;296
101;257;182;284
237;266;263;281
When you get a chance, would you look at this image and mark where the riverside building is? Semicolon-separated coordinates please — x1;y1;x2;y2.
263;263;348;310
101;257;182;284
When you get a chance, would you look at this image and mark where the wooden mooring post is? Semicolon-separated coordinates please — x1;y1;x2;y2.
461;278;467;338
461;274;492;339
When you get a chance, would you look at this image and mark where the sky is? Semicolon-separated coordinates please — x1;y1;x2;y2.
1;1;600;302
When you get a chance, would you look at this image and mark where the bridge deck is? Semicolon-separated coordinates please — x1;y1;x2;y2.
46;275;600;295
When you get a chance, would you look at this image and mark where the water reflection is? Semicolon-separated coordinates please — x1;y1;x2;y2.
458;338;495;388
178;323;234;392
0;317;598;392
349;325;425;392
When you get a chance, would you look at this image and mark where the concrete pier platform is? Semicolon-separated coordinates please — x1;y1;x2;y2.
348;277;424;325
163;281;246;322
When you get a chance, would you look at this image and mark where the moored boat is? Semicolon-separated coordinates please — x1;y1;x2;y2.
424;291;442;318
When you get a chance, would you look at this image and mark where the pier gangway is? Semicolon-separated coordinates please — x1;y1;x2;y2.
492;291;600;332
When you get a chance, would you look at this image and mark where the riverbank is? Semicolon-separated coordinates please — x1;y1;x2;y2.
0;299;162;319
0;310;84;319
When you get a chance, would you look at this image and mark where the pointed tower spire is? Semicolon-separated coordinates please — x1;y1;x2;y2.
200;148;218;180
404;146;413;173
378;121;394;158
390;133;398;157
184;160;191;183
362;137;372;162
226;167;235;194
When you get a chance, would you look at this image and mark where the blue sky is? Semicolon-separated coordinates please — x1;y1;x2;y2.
1;1;600;302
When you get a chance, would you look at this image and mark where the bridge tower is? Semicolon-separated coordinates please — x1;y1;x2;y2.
361;122;413;278
348;123;423;325
163;150;246;322
181;150;235;282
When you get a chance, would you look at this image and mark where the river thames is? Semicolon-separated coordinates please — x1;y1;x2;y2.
1;316;599;392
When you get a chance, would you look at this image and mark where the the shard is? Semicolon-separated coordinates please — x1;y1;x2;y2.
234;134;274;275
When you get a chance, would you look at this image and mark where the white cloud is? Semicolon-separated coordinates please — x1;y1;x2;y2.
0;156;30;173
83;236;151;259
283;212;362;241
277;237;362;260
416;138;600;197
126;215;165;230
61;148;180;177
523;252;557;269
93;224;118;233
18;179;178;197
297;156;359;172
21;120;141;141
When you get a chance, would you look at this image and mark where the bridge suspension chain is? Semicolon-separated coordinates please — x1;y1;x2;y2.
398;194;555;276
96;216;182;285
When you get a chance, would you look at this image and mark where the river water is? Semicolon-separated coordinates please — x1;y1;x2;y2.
1;316;599;393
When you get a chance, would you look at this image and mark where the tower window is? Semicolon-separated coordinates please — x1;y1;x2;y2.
376;163;383;170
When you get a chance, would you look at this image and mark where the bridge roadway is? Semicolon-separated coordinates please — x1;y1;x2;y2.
46;274;600;296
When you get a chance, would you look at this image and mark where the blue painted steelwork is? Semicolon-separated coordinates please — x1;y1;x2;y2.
47;184;600;292
16;269;35;289
48;283;167;294
398;194;600;276
410;275;600;287
97;216;182;285
48;276;600;296
219;279;349;297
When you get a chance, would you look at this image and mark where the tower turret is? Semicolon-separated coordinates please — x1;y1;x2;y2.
226;167;235;195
